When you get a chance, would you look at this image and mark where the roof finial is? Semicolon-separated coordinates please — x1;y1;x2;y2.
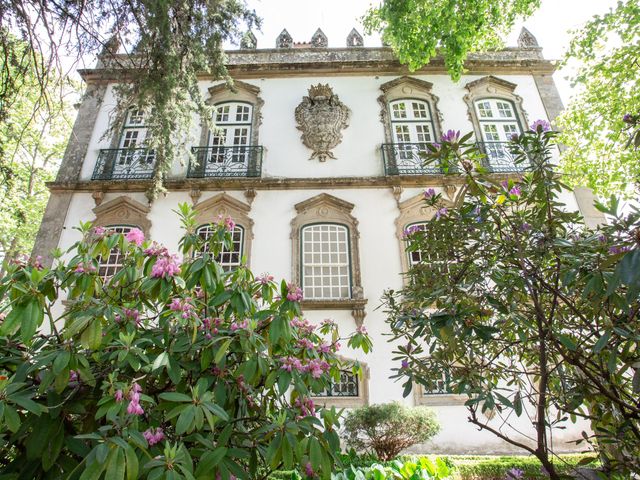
346;28;364;47
276;29;293;48
518;27;539;48
311;28;328;48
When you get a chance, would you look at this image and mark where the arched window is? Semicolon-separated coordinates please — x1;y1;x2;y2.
464;76;529;172
196;223;245;271
300;223;351;300
98;225;136;281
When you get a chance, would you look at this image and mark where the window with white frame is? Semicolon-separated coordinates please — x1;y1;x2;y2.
301;224;351;300
116;108;155;169
474;99;521;143
98;225;135;281
196;224;244;271
404;222;451;273
389;99;436;159
314;370;359;397
209;102;253;164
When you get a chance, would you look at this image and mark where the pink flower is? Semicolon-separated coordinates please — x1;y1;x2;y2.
424;188;436;200
286;283;303;302
295;397;316;417
143;427;165;446
131;382;142;393
93;226;106;236
435;208;448;220
169;298;182;311
143;242;168;257
509;186;522;197
151;254;181;279
318;342;332;354
306;359;330;379
257;273;274;284
320;319;336;328
127;401;144;415
230;320;249;331
501;180;510;189
356;325;368;335
69;370;79;382
115;389;124;402
530;119;551;132
403;224;424;238
224;217;235;232
290;317;316;334
75;262;96;273
298;338;315;350
441;129;461;143
280;356;304;373
125;228;145;246
304;462;314;478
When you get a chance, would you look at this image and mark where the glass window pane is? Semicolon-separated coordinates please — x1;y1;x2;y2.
196;224;244;271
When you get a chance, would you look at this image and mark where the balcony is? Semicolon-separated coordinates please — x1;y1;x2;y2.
381;141;527;175
187;146;263;178
92;148;156;180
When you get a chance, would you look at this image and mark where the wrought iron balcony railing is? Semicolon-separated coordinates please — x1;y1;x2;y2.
92;148;156;180
381;143;442;175
187;145;263;178
476;141;528;173
382;141;528;175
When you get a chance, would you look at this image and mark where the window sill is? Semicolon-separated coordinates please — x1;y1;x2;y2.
311;395;368;409
415;394;468;407
300;299;368;326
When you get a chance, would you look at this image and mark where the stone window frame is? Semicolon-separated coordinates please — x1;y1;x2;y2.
92;196;152;235
311;357;370;408
410;358;468;407
200;80;264;149
291;193;367;326
378;76;444;145
193;193;254;268
463;76;529;143
395;190;454;276
195;223;245;272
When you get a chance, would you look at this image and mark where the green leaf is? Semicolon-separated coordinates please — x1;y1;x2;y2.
80;319;102;350
4;404;21;432
159;392;192;403
214;338;232;364
195;447;227;477
105;447;126;480
557;334;578;351
593;330;611;354
0;304;24;337
20;299;44;344
53;351;71;375
309;437;322;470
124;444;139;480
176;405;196;435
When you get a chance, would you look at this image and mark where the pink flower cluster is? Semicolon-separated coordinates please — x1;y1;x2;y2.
127;383;144;415
435;207;448;220
403;224;424;238
294;396;316;418
256;273;274;285
93;226;106;236
530;119;551;132
143;242;169;257
297;338;315;350
286;283;303;302
217;214;236;232
75;262;96;274
230;319;249;331
115;389;124;402
69;370;79;382
143;427;165;446
125;228;145;247
169;297;195;319
441;129;461;143
151;254;181;279
201;317;223;337
290;317;316;335
356;325;368;335
115;308;140;325
424;188;436;200
320;319;336;328
280;356;332;379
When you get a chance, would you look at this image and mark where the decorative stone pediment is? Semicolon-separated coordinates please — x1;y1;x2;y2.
346;28;363;47
276;29;293;48
240;31;257;50
518;27;539;48
294;193;355;218
294;83;350;161
310;28;328;48
92;196;151;234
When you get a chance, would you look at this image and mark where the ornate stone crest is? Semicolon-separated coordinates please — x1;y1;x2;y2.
276;29;293;48
346;28;363;47
310;28;328;48
518;27;539;48
294;84;350;161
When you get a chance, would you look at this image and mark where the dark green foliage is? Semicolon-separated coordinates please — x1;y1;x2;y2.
0;203;372;479
343;403;440;461
385;126;640;477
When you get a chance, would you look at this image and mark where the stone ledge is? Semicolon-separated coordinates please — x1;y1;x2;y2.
301;298;367;311
416;394;469;407
47;173;524;193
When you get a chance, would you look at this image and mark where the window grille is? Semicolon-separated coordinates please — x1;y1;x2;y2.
315;370;359;397
196;224;244;271
98;225;134;281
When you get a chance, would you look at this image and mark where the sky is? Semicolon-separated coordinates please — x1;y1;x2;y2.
245;0;619;105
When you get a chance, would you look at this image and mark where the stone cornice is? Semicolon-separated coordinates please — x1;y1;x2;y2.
79;47;556;82
47;173;523;193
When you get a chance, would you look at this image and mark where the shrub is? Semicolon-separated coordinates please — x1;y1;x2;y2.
0;204;372;479
332;457;453;480
343;402;440;461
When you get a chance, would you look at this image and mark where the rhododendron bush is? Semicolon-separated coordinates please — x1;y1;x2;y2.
0;204;371;479
386;125;640;478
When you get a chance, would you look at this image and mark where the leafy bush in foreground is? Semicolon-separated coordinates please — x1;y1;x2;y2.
0;204;371;479
343;403;440;461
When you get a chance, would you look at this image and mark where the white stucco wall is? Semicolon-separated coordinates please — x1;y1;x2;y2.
79;74;550;181
59;70;591;454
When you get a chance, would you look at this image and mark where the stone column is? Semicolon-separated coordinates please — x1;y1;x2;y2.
32;81;108;265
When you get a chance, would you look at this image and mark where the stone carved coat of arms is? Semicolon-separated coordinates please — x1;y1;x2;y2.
294;84;350;161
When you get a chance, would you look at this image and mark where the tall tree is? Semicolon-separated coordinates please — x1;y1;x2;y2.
0;1;259;197
0;35;74;263
557;0;640;198
363;0;540;80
